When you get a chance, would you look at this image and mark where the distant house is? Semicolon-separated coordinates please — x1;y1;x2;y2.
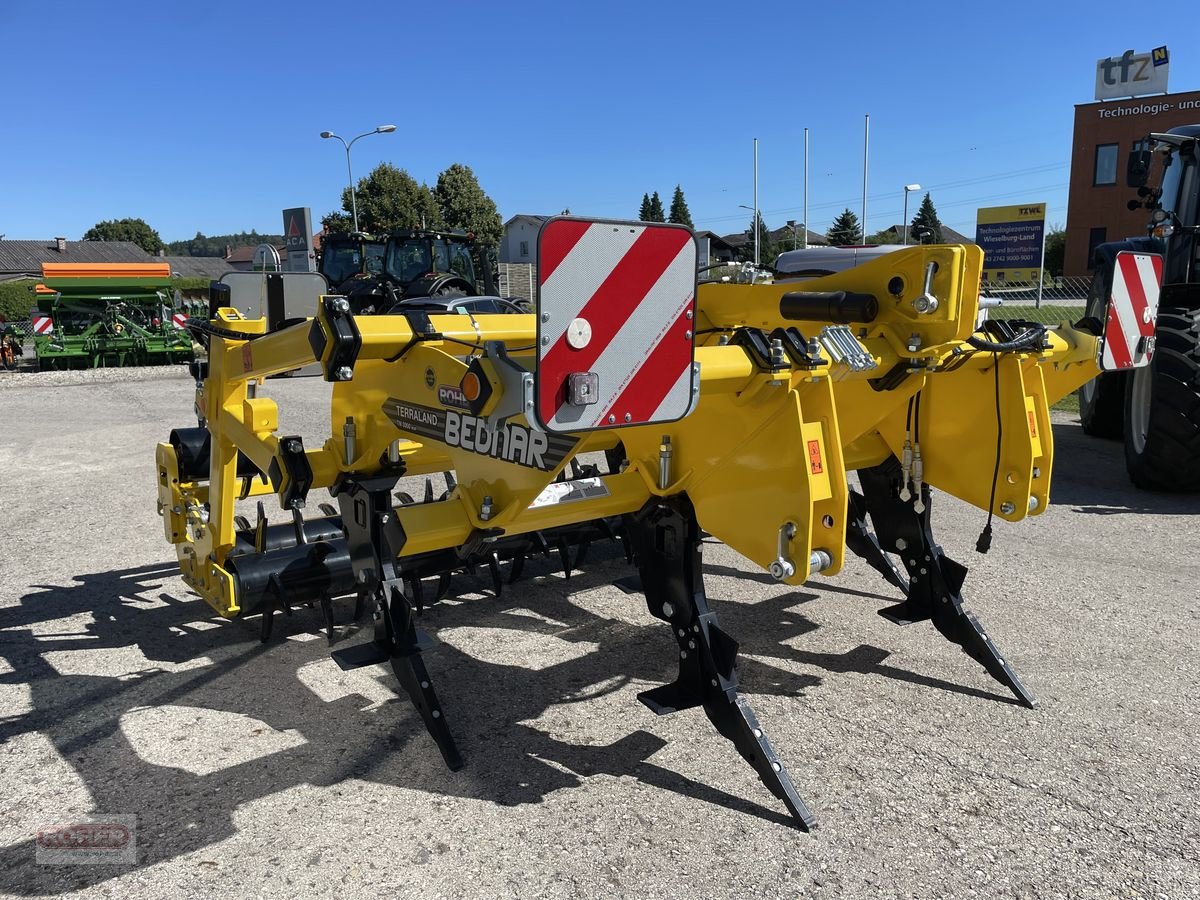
500;215;548;265
872;223;973;245
225;244;288;272
162;256;235;280
694;231;739;267
719;226;830;263
0;238;151;281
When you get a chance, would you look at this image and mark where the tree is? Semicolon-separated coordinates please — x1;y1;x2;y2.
639;193;653;221
325;162;440;235
864;228;895;246
827;209;863;246
83;218;163;254
647;191;666;222
909;192;943;244
668;185;694;229
433;163;502;249
1043;224;1065;277
739;212;774;264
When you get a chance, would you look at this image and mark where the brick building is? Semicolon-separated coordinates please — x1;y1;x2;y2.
1065;88;1200;275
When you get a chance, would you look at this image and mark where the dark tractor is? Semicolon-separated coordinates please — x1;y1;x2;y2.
318;233;386;291
330;229;497;314
1078;124;1200;490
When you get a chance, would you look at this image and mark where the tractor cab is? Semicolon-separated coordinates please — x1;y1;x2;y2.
1126;125;1200;287
319;233;386;290
382;230;479;299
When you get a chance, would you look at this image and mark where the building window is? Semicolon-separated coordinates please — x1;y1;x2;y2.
519;240;529;258
1094;144;1118;185
1087;227;1108;268
1132;139;1151;153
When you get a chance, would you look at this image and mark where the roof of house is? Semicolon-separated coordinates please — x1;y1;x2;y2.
0;240;152;276
225;244;287;264
877;223;973;244
694;230;739;251
162;256;236;279
719;226;829;247
503;214;550;228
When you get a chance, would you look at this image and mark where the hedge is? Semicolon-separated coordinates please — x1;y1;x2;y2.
0;280;37;322
0;276;214;322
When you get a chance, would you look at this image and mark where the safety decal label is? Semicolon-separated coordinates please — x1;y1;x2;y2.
242;344;253;373
31;314;53;335
171;313;188;329
807;439;824;475
527;477;610;509
535;219;697;433
1027;410;1038;439
383;398;577;472
1102;251;1162;370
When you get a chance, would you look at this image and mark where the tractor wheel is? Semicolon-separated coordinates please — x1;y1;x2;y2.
1123;305;1200;491
1078;265;1126;438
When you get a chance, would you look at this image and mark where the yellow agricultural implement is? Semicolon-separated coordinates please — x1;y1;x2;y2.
155;218;1150;829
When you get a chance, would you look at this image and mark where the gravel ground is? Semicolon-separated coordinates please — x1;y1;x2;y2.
0;366;1197;899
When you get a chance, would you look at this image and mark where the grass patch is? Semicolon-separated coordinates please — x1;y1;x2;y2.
990;304;1081;326
1052;391;1080;414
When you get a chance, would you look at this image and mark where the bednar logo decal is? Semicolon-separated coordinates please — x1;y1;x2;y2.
807;439;824;475
383;398;577;471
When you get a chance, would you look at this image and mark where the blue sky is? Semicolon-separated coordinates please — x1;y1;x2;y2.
2;1;1192;243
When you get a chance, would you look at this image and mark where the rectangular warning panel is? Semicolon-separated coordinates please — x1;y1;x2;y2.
1101;251;1162;371
534;218;698;434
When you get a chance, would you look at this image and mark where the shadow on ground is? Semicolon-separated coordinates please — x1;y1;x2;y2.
0;542;1004;893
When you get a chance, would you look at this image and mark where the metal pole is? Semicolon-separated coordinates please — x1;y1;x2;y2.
862;115;869;242
343;142;358;233
753;137;759;267
903;190;910;246
1036;210;1047;308
803;128;809;250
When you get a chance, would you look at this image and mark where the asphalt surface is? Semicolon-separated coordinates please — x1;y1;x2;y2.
0;366;1197;899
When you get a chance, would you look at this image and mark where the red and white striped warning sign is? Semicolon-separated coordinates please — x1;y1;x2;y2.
535;219;697;433
171;312;188;329
1101;251;1162;371
31;314;53;335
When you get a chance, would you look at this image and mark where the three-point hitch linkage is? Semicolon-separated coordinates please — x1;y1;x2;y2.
157;217;1152;829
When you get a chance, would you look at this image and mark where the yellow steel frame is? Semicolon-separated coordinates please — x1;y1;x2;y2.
156;245;1105;618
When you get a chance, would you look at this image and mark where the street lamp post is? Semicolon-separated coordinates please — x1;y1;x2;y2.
320;125;397;233
902;183;921;245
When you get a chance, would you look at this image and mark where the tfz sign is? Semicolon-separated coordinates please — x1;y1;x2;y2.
1095;47;1169;101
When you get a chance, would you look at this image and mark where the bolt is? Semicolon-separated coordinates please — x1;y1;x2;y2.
895;538;907;551
421;681;429;689
688;639;696;650
711;678;718;687
540;311;551;322
332;297;350;314
541;336;550;346
662;602;675;618
677;628;686;637
607;414;616;424
685;329;694;340
680;650;687;659
753;728;763;739
432;709;441;719
623;413;632;423
686;309;694;320
771;761;781;772
480;495;494;521
335;366;353;380
1000;501;1016;515
1032;467;1042;478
